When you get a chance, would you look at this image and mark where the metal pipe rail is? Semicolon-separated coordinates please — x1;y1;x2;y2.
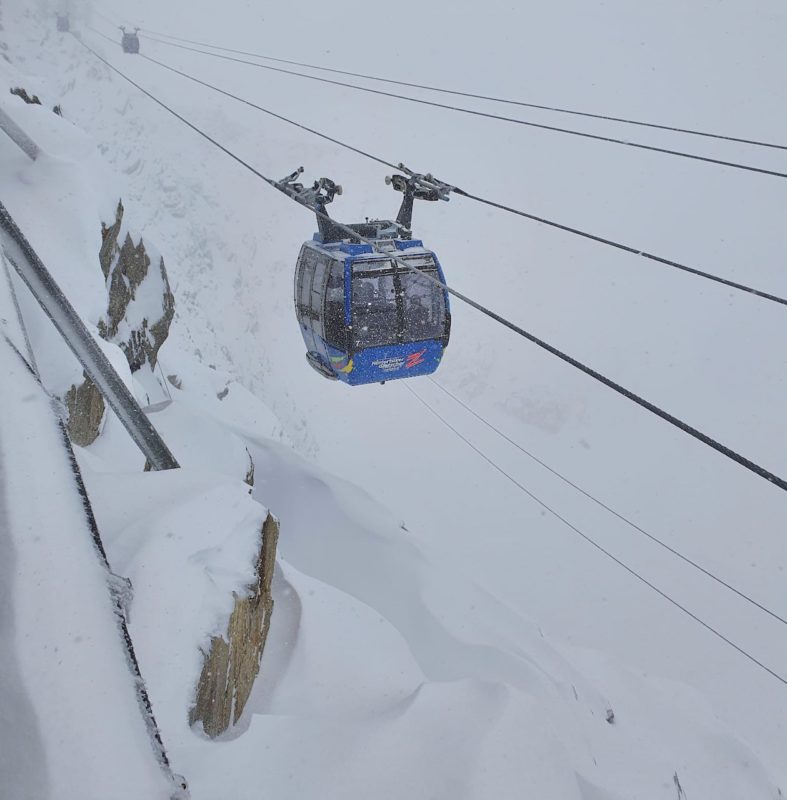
0;201;180;471
0;104;40;161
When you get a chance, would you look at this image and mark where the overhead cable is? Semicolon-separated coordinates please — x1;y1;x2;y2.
404;382;787;688
451;188;787;307
140;26;787;154
428;377;787;627
137;49;396;170
141;33;787;181
112;36;787;309
73;35;787;496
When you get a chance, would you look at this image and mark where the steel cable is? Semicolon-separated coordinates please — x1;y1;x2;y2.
95;29;787;310
141;33;787;181
405;382;787;688
139;26;787;153
73;34;787;496
428;377;787;626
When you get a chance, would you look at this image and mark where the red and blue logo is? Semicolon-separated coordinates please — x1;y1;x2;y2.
406;349;427;369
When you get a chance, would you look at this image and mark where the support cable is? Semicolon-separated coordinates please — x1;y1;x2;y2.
89;29;787;310
449;188;787;308
141;33;787;181
72;35;787;496
404;382;787;687
137;49;396;170
428;377;787;626
139;26;787;153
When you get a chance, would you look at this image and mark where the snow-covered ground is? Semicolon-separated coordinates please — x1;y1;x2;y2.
2;0;787;796
0;268;176;798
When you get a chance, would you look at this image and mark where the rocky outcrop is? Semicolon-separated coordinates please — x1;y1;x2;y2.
64;374;106;447
244;449;255;489
190;513;279;738
10;87;63;116
10;87;41;105
97;200;175;373
64;200;175;447
63;200;176;445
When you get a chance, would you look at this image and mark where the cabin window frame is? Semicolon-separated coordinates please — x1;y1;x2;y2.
400;268;446;344
349;254;447;349
309;254;331;339
351;269;401;349
296;248;319;320
323;258;349;350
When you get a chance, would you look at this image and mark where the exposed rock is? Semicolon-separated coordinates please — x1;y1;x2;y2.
190;513;279;738
97;200;175;373
244;449;255;489
99;201;123;280
10;87;41;105
64;374;106;447
63;201;176;444
167;374;182;390
11;86;62;116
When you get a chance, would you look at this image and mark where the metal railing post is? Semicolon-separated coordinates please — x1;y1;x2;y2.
0;105;40;160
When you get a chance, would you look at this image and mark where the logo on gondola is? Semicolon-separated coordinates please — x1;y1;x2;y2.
406;349;427;369
372;356;405;372
330;354;354;373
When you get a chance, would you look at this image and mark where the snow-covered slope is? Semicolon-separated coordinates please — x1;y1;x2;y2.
0;276;176;799
2;0;787;797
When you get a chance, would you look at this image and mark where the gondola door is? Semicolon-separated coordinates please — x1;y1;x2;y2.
295;247;334;362
295;247;319;354
309;254;331;363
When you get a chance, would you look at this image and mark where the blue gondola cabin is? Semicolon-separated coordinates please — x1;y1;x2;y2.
294;237;450;385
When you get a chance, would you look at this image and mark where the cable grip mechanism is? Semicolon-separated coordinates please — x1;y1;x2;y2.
385;164;456;230
387;163;456;202
276;167;342;207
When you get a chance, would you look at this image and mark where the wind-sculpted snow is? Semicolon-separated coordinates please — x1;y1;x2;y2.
105;355;779;798
234;433;778;799
84;467;269;741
